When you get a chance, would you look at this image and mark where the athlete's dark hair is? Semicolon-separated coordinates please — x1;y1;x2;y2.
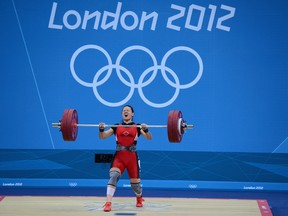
122;104;134;113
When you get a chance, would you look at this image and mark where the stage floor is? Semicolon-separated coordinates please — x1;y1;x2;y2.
0;196;272;216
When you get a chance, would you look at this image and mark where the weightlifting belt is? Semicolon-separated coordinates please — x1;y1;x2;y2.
116;144;137;152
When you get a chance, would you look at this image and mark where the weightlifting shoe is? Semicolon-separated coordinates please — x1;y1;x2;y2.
103;202;112;212
136;196;145;207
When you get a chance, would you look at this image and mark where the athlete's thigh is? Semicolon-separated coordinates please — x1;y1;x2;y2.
127;153;140;179
111;153;125;174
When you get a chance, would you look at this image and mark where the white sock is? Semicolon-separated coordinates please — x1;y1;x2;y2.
106;187;115;197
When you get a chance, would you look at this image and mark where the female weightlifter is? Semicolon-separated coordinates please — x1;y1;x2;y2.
99;105;152;212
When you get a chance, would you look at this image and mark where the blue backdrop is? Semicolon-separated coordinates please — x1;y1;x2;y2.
0;0;288;191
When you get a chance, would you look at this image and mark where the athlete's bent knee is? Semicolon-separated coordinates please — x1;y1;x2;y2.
108;170;121;187
131;182;142;195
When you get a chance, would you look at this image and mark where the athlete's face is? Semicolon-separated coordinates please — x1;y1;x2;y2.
122;106;134;122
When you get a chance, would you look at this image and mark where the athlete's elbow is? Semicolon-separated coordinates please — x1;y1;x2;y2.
146;135;152;140
99;133;105;139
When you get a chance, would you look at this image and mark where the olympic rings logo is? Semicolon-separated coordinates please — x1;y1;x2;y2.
70;45;203;108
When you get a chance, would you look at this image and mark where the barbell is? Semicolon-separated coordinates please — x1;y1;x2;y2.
52;109;194;143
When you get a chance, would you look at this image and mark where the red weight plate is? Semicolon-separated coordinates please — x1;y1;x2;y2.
71;109;78;141
60;109;78;141
167;110;183;143
61;109;69;141
168;110;180;143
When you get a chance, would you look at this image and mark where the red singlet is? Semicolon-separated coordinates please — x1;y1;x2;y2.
111;122;141;178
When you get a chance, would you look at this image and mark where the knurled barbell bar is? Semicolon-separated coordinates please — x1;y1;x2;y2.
52;109;194;143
